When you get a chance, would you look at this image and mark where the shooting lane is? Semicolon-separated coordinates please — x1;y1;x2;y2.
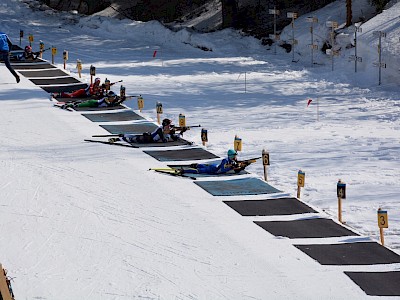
12;45;400;299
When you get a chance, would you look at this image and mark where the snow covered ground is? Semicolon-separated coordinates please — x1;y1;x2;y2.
1;0;399;298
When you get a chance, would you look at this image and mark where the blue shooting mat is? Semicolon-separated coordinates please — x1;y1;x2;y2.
82;110;145;122
194;177;282;196
144;148;219;161
345;271;400;296
224;197;316;216
254;218;359;238
295;242;400;265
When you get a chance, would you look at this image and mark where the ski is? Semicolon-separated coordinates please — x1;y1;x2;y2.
84;139;138;148
151;168;197;180
92;134;122;138
53;102;74;112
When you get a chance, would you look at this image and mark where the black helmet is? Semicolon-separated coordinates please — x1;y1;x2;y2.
162;118;171;126
107;91;116;101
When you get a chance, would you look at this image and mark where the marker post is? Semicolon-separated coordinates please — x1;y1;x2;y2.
377;208;388;246
19;30;23;46
137;96;144;112
373;31;387;85
287;12;298;62
63;50;68;69
297;170;305;198
306;17;318;66
234;135;242;152
89;65;96;84
201;129;208;146
262;149;270;181
51;46;57;64
28;34;34;47
179;113;186;127
39;41;44;58
268;7;280;55
156;102;163;124
337;179;346;223
76;59;82;78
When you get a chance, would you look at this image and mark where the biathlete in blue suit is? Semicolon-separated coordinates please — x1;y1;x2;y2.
0;32;20;83
184;149;244;174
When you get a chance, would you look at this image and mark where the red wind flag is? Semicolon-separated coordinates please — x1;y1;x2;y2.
153;50;157;58
307;99;313;107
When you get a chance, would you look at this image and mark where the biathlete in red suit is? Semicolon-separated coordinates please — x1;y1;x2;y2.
55;77;103;98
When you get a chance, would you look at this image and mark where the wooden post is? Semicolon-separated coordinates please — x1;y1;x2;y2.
234;135;242;152
28;33;33;47
89;65;96;85
156;102;163;124
262;149;270;181
337;179;346;223
137;96;144;112
179;113;186;127
0;264;13;300
63;50;68;70
377;208;388;246
39;40;44;58
76;59;82;78
51;46;57;64
19;30;23;46
297;170;305;198
201;128;208;146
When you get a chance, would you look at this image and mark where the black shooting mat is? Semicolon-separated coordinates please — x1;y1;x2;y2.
81;110;144;122
130;138;193;148
74;105;126;111
18;69;70;78
254;218;358;239
52;97;121;110
10;56;45;62
167;163;248;177
29;77;81;85
144;148;219;162
194;177;282;196
224;198;317;216
344;271;400;296
295;242;400;265
11;63;56;70
100;122;159;134
41;83;88;93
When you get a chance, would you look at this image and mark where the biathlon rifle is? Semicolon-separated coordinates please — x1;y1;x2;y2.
172;124;201;136
226;156;262;172
33;47;51;55
237;156;262;167
102;80;123;88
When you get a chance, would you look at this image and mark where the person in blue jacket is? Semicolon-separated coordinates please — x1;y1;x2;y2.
0;32;20;83
184;149;244;174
